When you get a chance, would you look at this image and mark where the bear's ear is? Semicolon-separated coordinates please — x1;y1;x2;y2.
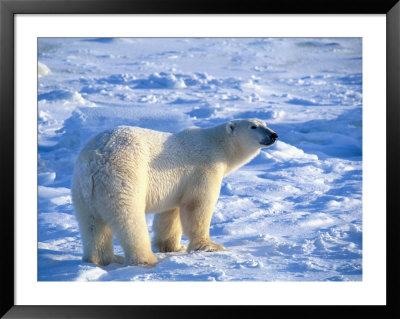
226;122;237;136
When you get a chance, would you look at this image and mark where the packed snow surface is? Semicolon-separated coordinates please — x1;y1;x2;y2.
38;38;362;281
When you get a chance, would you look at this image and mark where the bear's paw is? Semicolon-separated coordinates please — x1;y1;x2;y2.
187;239;226;253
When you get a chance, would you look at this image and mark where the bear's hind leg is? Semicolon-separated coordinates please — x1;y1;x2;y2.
73;175;123;266
152;208;186;253
109;204;158;267
77;210;119;266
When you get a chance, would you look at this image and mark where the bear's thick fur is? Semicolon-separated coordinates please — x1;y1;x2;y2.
71;119;277;266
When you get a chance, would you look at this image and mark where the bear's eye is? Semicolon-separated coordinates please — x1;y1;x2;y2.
250;125;257;129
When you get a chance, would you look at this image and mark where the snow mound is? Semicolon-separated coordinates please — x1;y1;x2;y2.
265;141;319;162
134;72;187;89
38;90;92;106
38;61;51;77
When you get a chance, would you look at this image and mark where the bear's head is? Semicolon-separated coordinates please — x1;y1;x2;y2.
226;119;278;151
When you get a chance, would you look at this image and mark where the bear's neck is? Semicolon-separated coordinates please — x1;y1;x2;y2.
207;124;261;177
223;144;261;176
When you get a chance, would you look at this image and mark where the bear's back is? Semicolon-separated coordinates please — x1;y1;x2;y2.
82;126;170;157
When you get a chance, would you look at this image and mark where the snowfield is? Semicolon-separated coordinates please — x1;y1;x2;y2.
38;38;362;281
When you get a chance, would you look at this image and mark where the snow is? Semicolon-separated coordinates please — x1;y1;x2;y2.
38;61;51;77
38;38;362;282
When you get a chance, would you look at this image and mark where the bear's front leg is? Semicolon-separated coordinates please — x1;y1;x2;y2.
152;208;186;252
180;176;226;253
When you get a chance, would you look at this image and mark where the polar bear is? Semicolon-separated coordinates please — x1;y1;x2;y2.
71;119;277;266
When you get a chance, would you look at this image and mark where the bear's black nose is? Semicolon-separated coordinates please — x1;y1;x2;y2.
270;133;278;142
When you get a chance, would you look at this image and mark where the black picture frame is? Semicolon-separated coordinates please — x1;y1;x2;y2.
1;0;399;318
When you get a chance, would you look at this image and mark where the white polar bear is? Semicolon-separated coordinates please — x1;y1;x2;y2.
71;119;277;266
